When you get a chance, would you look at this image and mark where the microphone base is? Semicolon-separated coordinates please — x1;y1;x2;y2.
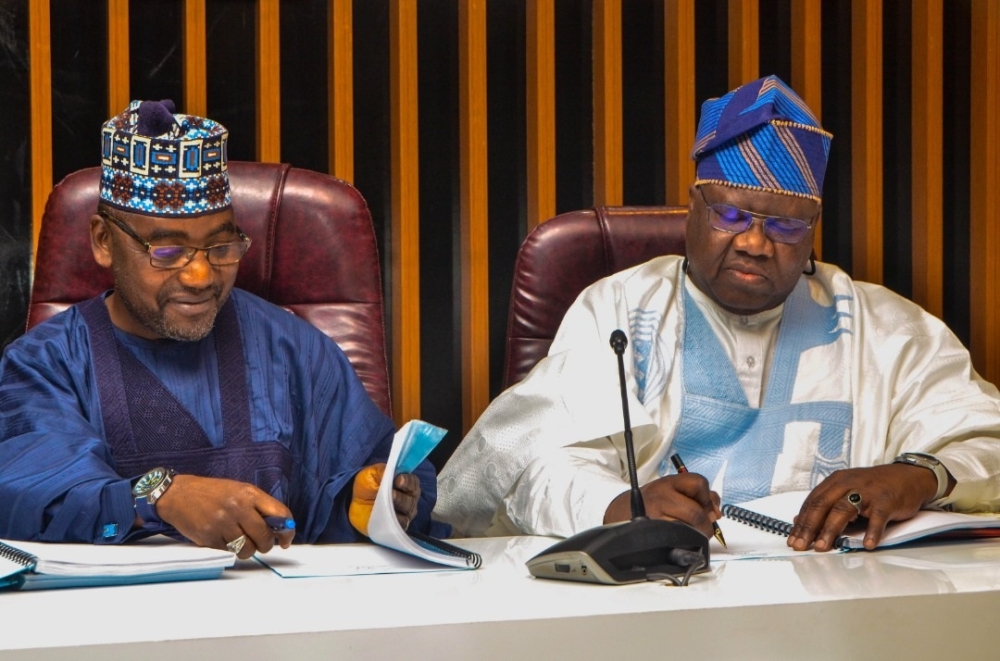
526;519;710;585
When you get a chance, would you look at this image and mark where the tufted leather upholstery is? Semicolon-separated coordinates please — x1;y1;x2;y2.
502;205;688;389
28;162;392;417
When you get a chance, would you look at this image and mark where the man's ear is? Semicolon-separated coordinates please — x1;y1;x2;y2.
90;213;113;268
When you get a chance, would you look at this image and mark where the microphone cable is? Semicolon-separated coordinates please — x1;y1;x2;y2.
645;549;709;587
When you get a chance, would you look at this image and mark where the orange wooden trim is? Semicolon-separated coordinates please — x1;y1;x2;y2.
389;0;421;425
328;0;354;182
790;0;823;259
459;0;490;432
664;0;695;207
29;0;52;263
183;0;207;116
969;0;1000;383
910;0;944;317
727;0;759;88
256;0;281;163
526;0;556;229
850;0;883;284
790;0;822;120
592;0;623;206
106;0;130;113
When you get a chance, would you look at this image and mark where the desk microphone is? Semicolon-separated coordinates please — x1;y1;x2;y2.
526;330;710;585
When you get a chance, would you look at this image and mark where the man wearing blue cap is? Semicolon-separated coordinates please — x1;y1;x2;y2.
0;101;446;556
435;76;1000;551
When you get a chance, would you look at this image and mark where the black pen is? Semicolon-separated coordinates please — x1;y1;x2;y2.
264;516;296;532
670;453;727;548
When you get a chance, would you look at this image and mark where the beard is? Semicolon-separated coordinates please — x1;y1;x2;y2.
112;262;228;341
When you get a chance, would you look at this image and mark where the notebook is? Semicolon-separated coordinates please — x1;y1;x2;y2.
255;420;481;578
0;537;236;591
722;490;1000;551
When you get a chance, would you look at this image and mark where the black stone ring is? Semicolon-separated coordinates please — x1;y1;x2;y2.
846;491;863;514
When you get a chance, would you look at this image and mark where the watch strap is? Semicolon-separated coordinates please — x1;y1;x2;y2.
893;452;948;502
135;495;162;528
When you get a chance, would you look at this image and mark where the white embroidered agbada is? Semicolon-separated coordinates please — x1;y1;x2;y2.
434;256;1000;538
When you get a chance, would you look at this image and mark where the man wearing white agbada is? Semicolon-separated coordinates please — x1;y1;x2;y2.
433;75;1000;552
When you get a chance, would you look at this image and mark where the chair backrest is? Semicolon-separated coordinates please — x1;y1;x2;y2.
29;161;393;417
503;205;688;389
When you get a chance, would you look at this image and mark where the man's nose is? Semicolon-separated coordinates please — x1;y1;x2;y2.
177;250;214;287
731;218;773;256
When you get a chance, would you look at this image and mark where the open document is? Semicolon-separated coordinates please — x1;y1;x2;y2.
0;537;235;591
255;420;481;578
712;490;1000;561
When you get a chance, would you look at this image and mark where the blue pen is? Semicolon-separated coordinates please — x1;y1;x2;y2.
264;516;296;532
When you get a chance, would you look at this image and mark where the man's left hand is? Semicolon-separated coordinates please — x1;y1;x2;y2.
787;463;940;552
348;464;421;536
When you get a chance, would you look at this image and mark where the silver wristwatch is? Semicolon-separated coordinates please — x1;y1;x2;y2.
893;452;949;502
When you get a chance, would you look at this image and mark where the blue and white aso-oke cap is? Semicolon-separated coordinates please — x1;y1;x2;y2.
691;75;832;203
100;100;231;217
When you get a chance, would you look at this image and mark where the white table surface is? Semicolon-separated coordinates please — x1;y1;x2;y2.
2;535;1000;660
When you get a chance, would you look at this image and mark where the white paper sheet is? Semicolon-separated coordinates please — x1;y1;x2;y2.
256;420;480;577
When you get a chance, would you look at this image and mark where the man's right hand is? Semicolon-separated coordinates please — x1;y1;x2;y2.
151;474;295;559
603;472;721;540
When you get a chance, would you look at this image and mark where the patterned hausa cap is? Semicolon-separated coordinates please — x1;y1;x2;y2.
691;75;832;202
100;100;231;216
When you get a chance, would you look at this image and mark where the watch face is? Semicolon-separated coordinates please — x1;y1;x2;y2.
133;468;167;497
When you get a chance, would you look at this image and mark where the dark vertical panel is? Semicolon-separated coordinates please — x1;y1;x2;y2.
206;1;256;161
0;1;31;348
622;0;664;205
554;0;592;213
820;0;852;270
881;0;912;298
695;0;728;104
129;1;184;109
942;0;971;345
279;0;328;173
759;0;792;82
486;0;526;400
50;1;106;183
353;0;391;310
419;0;462;467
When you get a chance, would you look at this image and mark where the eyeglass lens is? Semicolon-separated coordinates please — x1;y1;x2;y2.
708;204;810;244
148;242;250;268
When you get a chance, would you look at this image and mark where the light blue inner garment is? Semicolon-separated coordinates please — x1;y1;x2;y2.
656;279;853;503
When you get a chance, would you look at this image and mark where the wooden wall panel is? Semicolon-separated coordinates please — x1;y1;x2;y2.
29;0;51;258
256;0;281;163
664;0;695;207
970;0;1000;385
526;0;556;229
910;0;944;317
328;0;354;182
728;0;759;88
183;0;207;116
850;0;884;285
459;0;490;431
106;0;130;113
389;0;421;426
791;0;823;259
593;0;623;206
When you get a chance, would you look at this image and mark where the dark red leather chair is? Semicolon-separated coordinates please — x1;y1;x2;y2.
28;162;392;417
502;205;688;389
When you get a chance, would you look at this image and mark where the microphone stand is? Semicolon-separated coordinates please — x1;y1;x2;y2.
526;330;710;585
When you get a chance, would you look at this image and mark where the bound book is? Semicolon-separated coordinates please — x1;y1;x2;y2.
0;537;235;591
367;420;481;569
722;490;1000;551
255;420;481;578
